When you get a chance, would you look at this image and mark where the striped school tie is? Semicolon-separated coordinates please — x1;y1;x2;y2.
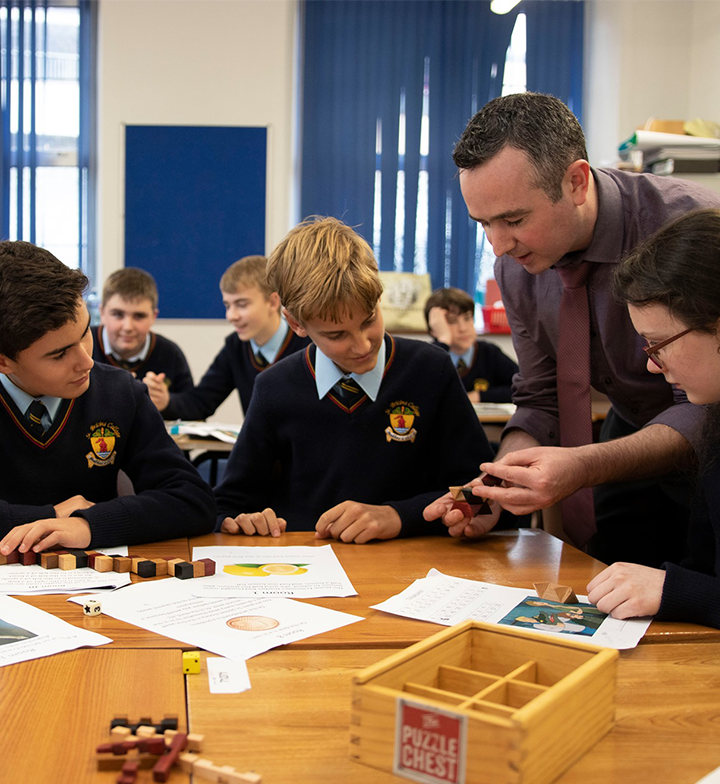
26;399;48;437
336;377;365;409
255;350;269;368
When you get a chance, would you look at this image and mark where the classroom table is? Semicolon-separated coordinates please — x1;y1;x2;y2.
186;642;720;784
190;530;720;644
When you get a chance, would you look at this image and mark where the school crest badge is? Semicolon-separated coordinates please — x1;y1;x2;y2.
86;422;120;468
385;401;419;443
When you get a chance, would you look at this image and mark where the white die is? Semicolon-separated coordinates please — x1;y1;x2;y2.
82;598;102;616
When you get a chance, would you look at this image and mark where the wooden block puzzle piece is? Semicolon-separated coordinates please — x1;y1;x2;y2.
192;758;262;784
183;651;201;674
113;556;132;573
533;582;578;604
198;558;216;576
0;550;20;565
151;731;187;782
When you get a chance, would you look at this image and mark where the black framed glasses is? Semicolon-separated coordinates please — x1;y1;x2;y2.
642;328;693;369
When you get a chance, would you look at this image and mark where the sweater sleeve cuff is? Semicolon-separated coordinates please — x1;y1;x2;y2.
656;562;720;627
7;504;56;526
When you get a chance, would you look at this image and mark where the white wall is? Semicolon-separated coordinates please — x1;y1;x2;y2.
97;0;297;422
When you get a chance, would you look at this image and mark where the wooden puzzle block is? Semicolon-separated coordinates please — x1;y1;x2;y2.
136;725;156;738
85;551;102;568
58;553;77;570
182;651;201;674
110;725;133;742
166;558;184;576
150;558;168;576
131;558;156;578
19;550;37;566
0;550;20;565
158;716;178;733
177;752;200;774
198;558;216;576
151;731;187;782
192;560;205;578
93;555;114;572
186;733;205;752
113;556;132;573
39;552;60;569
68;549;89;568
533;581;578;604
174;562;194;580
192;759;262;784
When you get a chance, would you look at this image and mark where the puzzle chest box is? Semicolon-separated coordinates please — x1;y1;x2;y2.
350;620;618;784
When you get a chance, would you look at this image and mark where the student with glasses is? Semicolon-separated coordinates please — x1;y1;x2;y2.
587;208;720;627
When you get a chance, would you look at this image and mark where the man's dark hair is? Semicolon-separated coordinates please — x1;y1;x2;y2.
452;92;588;202
0;240;89;360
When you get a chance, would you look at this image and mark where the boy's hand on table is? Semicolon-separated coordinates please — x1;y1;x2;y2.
54;494;94;518
0;517;92;554
143;372;170;411
315;501;402;543
422;476;501;538
586;562;665;619
221;509;287;537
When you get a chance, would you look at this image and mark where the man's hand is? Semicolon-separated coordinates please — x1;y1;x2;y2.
221;509;287;537
0;517;92;554
422;476;502;538
476;446;590;515
427;307;452;345
587;562;665;619
53;495;94;519
143;372;170;412
315;501;402;543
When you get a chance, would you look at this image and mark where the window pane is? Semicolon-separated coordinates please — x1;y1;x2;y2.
35;166;79;268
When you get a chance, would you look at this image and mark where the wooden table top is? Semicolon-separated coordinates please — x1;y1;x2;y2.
190;530;718;644
187;642;720;784
0;648;189;784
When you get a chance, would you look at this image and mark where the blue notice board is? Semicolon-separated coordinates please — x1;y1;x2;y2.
124;125;267;318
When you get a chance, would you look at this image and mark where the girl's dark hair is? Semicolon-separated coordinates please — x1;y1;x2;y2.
614;208;720;334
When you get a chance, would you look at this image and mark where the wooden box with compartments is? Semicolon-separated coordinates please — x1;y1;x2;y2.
350;620;617;784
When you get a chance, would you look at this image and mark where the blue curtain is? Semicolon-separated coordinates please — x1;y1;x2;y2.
524;0;584;123
301;1;517;292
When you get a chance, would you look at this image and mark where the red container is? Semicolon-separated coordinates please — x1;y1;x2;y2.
481;306;511;334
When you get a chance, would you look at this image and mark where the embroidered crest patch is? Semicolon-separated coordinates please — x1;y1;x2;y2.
385;401;419;443
85;422;120;468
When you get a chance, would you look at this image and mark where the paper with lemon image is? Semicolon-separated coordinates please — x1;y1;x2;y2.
224;563;309;577
190;545;357;599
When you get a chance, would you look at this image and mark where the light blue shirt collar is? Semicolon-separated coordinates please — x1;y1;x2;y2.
0;373;63;425
102;326;151;363
250;318;288;365
314;339;386;402
451;344;474;369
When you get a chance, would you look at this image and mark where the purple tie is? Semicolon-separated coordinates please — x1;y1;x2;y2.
556;262;595;548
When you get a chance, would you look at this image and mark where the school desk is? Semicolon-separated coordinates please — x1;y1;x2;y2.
0;648;190;784
186;643;720;784
189;530;720;645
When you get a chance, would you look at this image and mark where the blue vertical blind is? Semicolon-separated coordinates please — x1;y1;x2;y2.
301;0;518;293
0;0;94;273
300;0;584;294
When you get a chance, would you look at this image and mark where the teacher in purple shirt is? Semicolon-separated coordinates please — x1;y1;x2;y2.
424;92;720;568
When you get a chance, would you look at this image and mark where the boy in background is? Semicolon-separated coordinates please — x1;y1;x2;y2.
215;218;492;543
425;287;518;403
148;255;309;419
0;241;215;554
93;267;194;417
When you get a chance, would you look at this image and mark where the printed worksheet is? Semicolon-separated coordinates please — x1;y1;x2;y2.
0;547;131;595
0;595;111;667
73;577;362;661
189;545;357;598
372;569;651;650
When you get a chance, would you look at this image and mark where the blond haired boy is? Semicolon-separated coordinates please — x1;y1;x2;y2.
214;217;492;542
93;268;194;417
150;255;309;419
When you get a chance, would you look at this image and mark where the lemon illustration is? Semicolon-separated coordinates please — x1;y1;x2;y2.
259;563;307;575
224;565;263;577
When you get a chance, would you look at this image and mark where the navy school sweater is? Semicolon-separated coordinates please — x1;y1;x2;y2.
214;335;493;535
435;339;518;403
162;329;310;420
92;326;194;398
0;363;216;547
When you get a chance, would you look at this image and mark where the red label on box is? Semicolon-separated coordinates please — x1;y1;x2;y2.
393;698;466;784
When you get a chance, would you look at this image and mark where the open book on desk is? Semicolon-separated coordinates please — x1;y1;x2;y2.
167;421;241;445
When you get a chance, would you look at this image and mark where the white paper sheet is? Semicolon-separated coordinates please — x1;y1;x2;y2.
0;547;131;595
372;569;650;650
190;545;357;598
168;421;240;444
72;577;362;661
207;656;251;693
0;595;111;667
